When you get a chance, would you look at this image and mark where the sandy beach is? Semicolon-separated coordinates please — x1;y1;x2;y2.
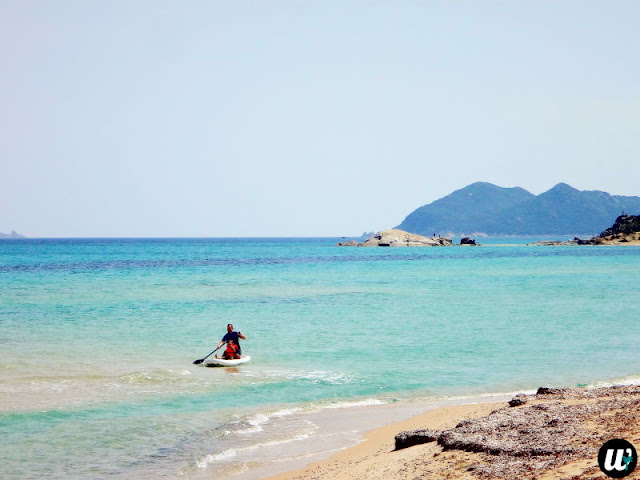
269;386;640;480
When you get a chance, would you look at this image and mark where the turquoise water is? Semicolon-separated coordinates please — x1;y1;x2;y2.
1;238;640;479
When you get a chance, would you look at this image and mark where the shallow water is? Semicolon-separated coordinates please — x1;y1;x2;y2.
1;238;639;478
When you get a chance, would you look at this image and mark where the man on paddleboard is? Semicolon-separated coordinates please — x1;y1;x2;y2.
216;324;246;356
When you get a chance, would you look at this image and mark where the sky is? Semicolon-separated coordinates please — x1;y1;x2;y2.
2;1;639;237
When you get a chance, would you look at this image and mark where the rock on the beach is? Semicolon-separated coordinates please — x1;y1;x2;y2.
508;394;528;407
394;429;440;450
536;387;565;395
460;237;477;245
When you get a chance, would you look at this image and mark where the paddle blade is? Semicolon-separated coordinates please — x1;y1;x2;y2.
193;359;204;365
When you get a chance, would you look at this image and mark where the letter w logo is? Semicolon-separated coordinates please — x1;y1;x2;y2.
604;448;633;472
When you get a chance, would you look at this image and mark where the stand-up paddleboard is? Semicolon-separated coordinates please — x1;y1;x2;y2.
205;355;251;367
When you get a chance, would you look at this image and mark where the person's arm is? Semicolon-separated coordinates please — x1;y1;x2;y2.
238;332;247;340
217;339;226;349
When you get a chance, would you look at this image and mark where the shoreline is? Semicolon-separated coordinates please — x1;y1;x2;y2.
264;400;505;480
200;393;516;480
267;385;640;480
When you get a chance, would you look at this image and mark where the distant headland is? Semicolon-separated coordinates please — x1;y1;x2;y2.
340;214;640;247
530;214;640;246
0;231;25;239
395;182;640;237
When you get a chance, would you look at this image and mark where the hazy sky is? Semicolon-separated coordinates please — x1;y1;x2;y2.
2;1;639;237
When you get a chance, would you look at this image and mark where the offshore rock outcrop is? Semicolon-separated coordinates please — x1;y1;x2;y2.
394;385;640;478
529;214;640;246
597;213;640;243
337;229;452;247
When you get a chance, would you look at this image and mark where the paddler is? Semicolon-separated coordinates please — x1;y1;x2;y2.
216;323;246;356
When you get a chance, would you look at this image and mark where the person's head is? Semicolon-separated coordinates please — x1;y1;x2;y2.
227;339;235;347
227;323;234;333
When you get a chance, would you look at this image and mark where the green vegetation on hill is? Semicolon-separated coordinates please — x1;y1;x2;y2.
396;182;640;236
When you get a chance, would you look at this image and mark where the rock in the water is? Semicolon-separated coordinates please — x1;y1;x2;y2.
335;240;359;247
574;237;592;245
528;239;578;246
531;214;640;246
360;229;452;247
460;237;477;245
596;214;640;244
600;214;640;237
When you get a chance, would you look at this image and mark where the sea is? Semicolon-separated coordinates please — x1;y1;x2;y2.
1;237;640;479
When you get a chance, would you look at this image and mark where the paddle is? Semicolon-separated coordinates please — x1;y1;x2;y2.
193;344;225;365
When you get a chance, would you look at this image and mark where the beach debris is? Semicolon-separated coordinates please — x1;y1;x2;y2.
395;385;640;478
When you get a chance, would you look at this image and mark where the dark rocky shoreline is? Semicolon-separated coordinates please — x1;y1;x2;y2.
529;214;640;246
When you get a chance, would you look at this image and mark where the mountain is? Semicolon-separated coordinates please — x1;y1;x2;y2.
395;183;640;236
397;182;534;236
0;230;25;239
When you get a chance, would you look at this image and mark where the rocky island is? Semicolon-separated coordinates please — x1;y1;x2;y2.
337;229;453;247
530;214;640;246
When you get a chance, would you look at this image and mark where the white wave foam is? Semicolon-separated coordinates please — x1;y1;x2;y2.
118;368;195;385
233;397;387;435
236;413;269;434
196;448;237;468
318;398;386;409
271;407;302;417
195;432;315;469
585;374;640;388
235;407;303;435
241;432;313;451
244;369;353;385
439;389;537;403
